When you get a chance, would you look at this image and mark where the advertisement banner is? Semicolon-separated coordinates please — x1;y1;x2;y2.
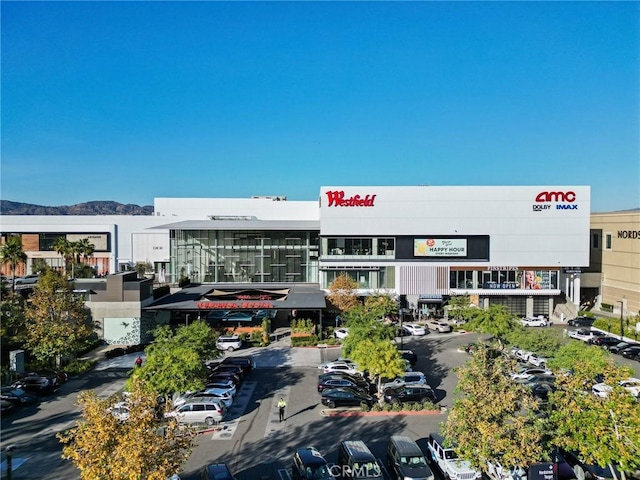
518;270;555;289
414;238;467;257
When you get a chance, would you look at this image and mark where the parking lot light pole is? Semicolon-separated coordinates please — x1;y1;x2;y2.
618;301;624;339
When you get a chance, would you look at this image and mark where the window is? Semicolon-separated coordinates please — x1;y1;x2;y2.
592;232;599;249
605;233;612;250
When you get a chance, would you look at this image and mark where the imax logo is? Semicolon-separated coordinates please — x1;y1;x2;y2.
556;205;578;210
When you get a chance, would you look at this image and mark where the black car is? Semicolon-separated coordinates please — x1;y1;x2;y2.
609;342;640;354
12;373;59;394
0;387;38;405
526;382;557;401
292;446;333;480
202;462;236;480
567;316;595;327
1;399;14;415
317;376;369;394
209;365;244;380
382;385;436;404
398;349;418;366
591;336;623;349
559;448;622;480
320;387;375;409
620;346;640;360
317;372;370;390
207;372;241;386
221;356;254;374
22;368;68;384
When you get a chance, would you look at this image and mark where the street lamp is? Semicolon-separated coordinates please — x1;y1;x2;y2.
618;301;624;339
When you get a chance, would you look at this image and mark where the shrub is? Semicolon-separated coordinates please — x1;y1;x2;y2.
422;400;437;411
360;402;370;412
371;403;382;412
105;347;126;359
383;402;393;412
64;359;96;376
578;310;596;318
600;304;613;313
391;402;402;412
291;335;319;347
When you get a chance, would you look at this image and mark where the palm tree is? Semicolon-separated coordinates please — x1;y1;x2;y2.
53;236;73;278
75;238;95;263
0;235;28;292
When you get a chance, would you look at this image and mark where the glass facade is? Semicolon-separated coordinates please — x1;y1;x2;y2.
450;269;559;290
170;229;319;284
321;267;395;289
322;237;395;258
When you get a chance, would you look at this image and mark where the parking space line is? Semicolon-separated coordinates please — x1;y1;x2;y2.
264;387;291;438
210;381;257;440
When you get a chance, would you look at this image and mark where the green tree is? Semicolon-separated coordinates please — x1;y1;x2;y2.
446;294;476;322
351;338;405;394
1;235;27;292
326;273;361;314
59;377;194;480
548;359;640;480
364;294;397;320
0;287;26;344
74;238;95;262
24;269;92;366
545;340;614;377
340;305;396;359
53;236;74;277
129;321;219;400
504;327;565;359
466;305;520;344
443;343;545;472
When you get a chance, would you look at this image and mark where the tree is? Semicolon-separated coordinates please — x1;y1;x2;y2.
446;294;476;322
351;338;405;395
24;269;92;366
326;273;361;313
340;305;396;358
59;377;194;480
443;343;545;472
53;236;73;277
74;238;95;263
465;305;520;344
0;235;27;292
504;327;565;359
128;321;219;400
364;293;397;320
548;358;640;480
545;341;613;377
0;287;26;344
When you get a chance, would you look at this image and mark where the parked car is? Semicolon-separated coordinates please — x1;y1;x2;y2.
520;316;549;327
568;329;599;342
320;361;362;376
207;372;241;386
220;355;254;373
486;457;527;480
387;435;433;480
334;328;349;340
12;373;59;394
382;385;436;404
164;398;226;426
426;320;453;333
620;346;640;360
317;376;369;394
527;354;548;368
591;336;623;350
515;374;555;385
317;372;370;391
0;386;38;405
398;349;418;366
320;387;375;409
0;399;14;415
525;382;557;402
380;371;428;391
402;323;427;336
174;390;234;409
216;334;243;352
209;364;245;380
292;446;335;480
585;331;608;344
202;462;237;480
609;342;640;355
201;380;237;397
21;368;68;385
567;316;595;327
426;433;482;480
510;367;553;381
592;377;640;399
107;401;131;422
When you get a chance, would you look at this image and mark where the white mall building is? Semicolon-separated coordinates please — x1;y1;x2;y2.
1;185;591;320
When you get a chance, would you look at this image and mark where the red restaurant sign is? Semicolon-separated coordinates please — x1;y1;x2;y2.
326;190;376;207
196;301;274;309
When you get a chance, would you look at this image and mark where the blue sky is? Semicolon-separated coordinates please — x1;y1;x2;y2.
1;1;638;212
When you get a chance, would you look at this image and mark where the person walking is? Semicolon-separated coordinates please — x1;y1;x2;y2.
277;397;286;422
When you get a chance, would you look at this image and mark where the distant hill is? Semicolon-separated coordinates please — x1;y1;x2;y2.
0;200;154;215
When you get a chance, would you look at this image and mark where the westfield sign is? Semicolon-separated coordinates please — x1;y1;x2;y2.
325;190;376;207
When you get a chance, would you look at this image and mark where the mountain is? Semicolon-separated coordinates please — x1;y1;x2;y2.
0;200;154;215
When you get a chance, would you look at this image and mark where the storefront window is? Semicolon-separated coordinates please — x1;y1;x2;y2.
450;271;473;289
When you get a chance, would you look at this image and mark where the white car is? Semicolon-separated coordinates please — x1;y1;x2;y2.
320;361;362;376
510;367;553;381
426;320;453;333
334;328;349;340
173;390;234;409
403;323;427;336
520;317;548;327
486;458;527;480
592;377;640;399
568;329;599;342
527;354;548;368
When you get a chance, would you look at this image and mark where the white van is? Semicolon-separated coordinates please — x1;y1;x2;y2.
164;398;226;426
